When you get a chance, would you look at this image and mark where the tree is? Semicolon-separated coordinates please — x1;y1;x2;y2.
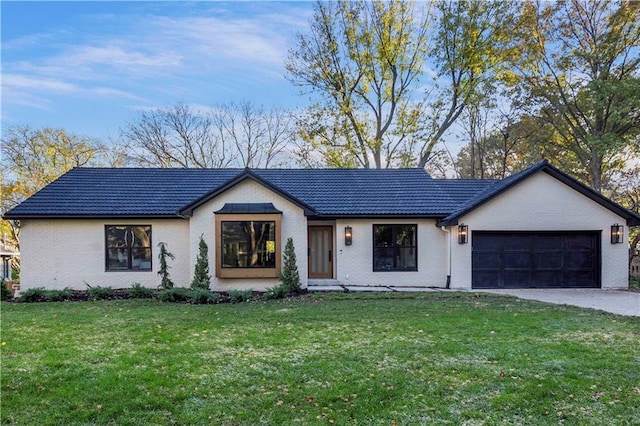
157;242;175;289
608;166;640;268
122;102;292;168
286;0;515;169
279;237;301;293
191;235;211;290
212;101;293;168
286;0;429;168
510;0;640;191
420;0;516;169
1;126;107;271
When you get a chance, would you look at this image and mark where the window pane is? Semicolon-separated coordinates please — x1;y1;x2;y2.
132;248;152;270
107;226;127;247
222;221;276;268
107;248;130;270
374;225;392;247
397;247;417;270
131;226;151;247
373;247;395;270
396;226;415;246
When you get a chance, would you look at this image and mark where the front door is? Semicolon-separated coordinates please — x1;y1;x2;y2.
308;226;333;278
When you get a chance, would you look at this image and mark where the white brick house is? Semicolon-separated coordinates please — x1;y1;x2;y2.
5;161;639;292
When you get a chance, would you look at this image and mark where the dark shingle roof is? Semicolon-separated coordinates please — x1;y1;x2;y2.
6;162;638;224
5;167;490;218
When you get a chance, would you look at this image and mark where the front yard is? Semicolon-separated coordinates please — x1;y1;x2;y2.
1;292;639;425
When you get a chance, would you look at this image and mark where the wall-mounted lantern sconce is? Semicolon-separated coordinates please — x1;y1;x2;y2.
611;223;623;244
11;220;20;229
458;223;468;244
345;226;353;246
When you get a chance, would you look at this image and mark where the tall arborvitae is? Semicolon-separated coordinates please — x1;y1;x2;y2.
191;234;211;289
279;237;301;293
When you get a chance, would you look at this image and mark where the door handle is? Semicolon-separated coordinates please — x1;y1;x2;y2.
329;250;332;262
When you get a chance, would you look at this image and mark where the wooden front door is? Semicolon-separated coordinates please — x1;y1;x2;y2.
308;226;333;278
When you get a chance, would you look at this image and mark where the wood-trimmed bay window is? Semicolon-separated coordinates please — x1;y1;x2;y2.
373;224;417;272
105;225;152;271
215;213;281;278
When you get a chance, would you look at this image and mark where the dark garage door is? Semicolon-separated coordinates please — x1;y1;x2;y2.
472;232;600;289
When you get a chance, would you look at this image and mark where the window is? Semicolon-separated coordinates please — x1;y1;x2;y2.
373;224;417;271
221;221;276;268
106;225;152;271
215;213;281;278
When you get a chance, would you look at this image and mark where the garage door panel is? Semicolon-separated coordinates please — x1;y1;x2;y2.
535;271;563;287
472;232;600;289
503;271;531;288
473;252;501;268
504;252;532;268
535;253;562;269
565;252;594;269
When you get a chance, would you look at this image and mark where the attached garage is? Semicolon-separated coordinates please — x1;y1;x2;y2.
472;232;600;289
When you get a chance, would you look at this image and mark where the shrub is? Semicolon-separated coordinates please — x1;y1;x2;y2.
191;235;211;290
265;285;287;300
157;242;175;289
87;285;114;300
18;287;47;303
188;288;218;304
158;287;189;303
129;283;155;299
228;289;253;303
44;287;73;302
1;280;12;301
279;237;301;293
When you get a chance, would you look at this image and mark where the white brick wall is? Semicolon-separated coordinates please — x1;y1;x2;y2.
334;218;448;287
449;172;630;289
20;218;190;290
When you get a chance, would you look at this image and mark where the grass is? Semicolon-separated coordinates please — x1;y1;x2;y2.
1;292;639;425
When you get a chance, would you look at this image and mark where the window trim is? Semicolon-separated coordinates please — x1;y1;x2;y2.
105;225;153;272
215;213;282;278
372;224;418;272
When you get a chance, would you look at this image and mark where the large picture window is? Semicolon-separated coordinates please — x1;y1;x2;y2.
106;225;152;271
215;212;282;279
221;221;276;268
373;224;417;271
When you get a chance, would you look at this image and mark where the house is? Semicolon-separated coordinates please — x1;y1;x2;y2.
4;160;639;292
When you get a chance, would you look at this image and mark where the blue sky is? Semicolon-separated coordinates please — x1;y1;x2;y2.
1;1;315;141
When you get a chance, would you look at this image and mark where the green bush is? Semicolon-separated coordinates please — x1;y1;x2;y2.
265;285;287;300
158;287;189;303
87;285;114;300
630;277;640;289
228;289;253;303
190;235;211;290
279;237;301;293
129;283;155;299
44;287;73;302
18;287;47;303
1;280;12;301
188;288;218;304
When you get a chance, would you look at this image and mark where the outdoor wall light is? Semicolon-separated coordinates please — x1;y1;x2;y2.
345;226;353;246
458;223;468;244
611;223;623;244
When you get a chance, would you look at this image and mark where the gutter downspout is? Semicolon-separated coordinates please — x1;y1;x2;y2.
440;226;451;289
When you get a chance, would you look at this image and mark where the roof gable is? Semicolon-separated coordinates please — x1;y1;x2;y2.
179;169;316;216
437;160;640;226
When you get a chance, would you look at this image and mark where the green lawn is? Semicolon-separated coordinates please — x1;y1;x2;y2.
1;292;639;425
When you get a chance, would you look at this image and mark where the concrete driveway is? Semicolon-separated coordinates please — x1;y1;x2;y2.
481;289;640;317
